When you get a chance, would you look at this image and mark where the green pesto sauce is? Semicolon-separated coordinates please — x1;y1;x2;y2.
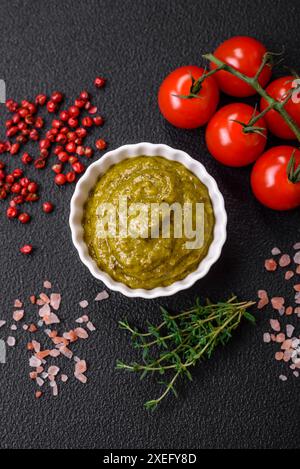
83;156;215;289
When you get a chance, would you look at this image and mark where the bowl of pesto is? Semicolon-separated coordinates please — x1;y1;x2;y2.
70;143;227;298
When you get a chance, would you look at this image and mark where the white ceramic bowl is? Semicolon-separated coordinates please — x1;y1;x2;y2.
69;143;227;298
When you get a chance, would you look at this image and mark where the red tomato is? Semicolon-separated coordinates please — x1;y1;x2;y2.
251;146;300;210
158;66;219;129
205;103;267;167
260;76;300;139
210;36;272;97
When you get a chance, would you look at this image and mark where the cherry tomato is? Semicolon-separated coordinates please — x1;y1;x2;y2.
158;66;219;129
205;103;267;167
251;146;300;211
260;76;300;139
210;36;272;97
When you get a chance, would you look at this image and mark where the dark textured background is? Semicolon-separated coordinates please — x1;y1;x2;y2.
0;0;299;450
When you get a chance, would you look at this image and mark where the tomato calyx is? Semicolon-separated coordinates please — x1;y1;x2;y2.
287;150;300;184
230;119;267;138
172;74;204;100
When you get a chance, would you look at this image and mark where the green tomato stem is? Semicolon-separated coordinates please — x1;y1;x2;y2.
203;53;300;143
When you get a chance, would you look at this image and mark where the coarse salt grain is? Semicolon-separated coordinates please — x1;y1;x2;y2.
48;366;60;376
257;290;269;309
43;280;52;289
279;254;291;267
294;252;300;264
285;271;294;280
7;336;16;347
61;374;68;383
263;333;271;343
79;300;88;309
13;310;24;321
286;325;295;338
75;373;87;384
40;293;50;304
294;243;300;250
14;299;23;308
270;319;281;332
271;247;281;256
95;290;109;301
10;325;17;331
50;293;61;310
271;297;285;311
74;327;89;339
279;375;288;381
75;360;87;375
29;356;42;368
0;320;6;328
265;259;277;272
87;321;96;332
39;303;51;317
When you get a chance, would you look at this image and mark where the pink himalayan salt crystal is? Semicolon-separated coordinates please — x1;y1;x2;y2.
36;377;44;387
279;254;291;267
263;333;271;343
271;297;285;311
49;349;60;358
40;293;50;304
50;381;58;397
283;351;292;362
276;333;285;343
59;346;73;359
61;374;68;383
75;315;89;324
48;366;60;376
95;290;109;301
271;247;281;256
279;375;288;381
79;300;88;309
10;325;17;331
44;313;60;325
87;321;96;332
285;306;293;316
32;340;41;353
13;310;24;322
14;299;22;308
285;271;294;280
257;290;269;309
294;284;300;292
29;356;42;368
74;327;89;339
75;373;87;384
294;243;300;250
297;265;300;274
43;280;52;289
75;360;87;375
275;352;284;361
294;252;300;264
39;303;51;317
7;336;16;347
281;339;293;350
270;319;281;332
265;259;277;272
0;320;6;328
295;307;300;315
286;324;295;338
50;293;61;310
22;324;28;331
293;371;299;378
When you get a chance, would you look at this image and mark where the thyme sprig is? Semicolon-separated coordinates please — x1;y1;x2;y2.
116;296;255;410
